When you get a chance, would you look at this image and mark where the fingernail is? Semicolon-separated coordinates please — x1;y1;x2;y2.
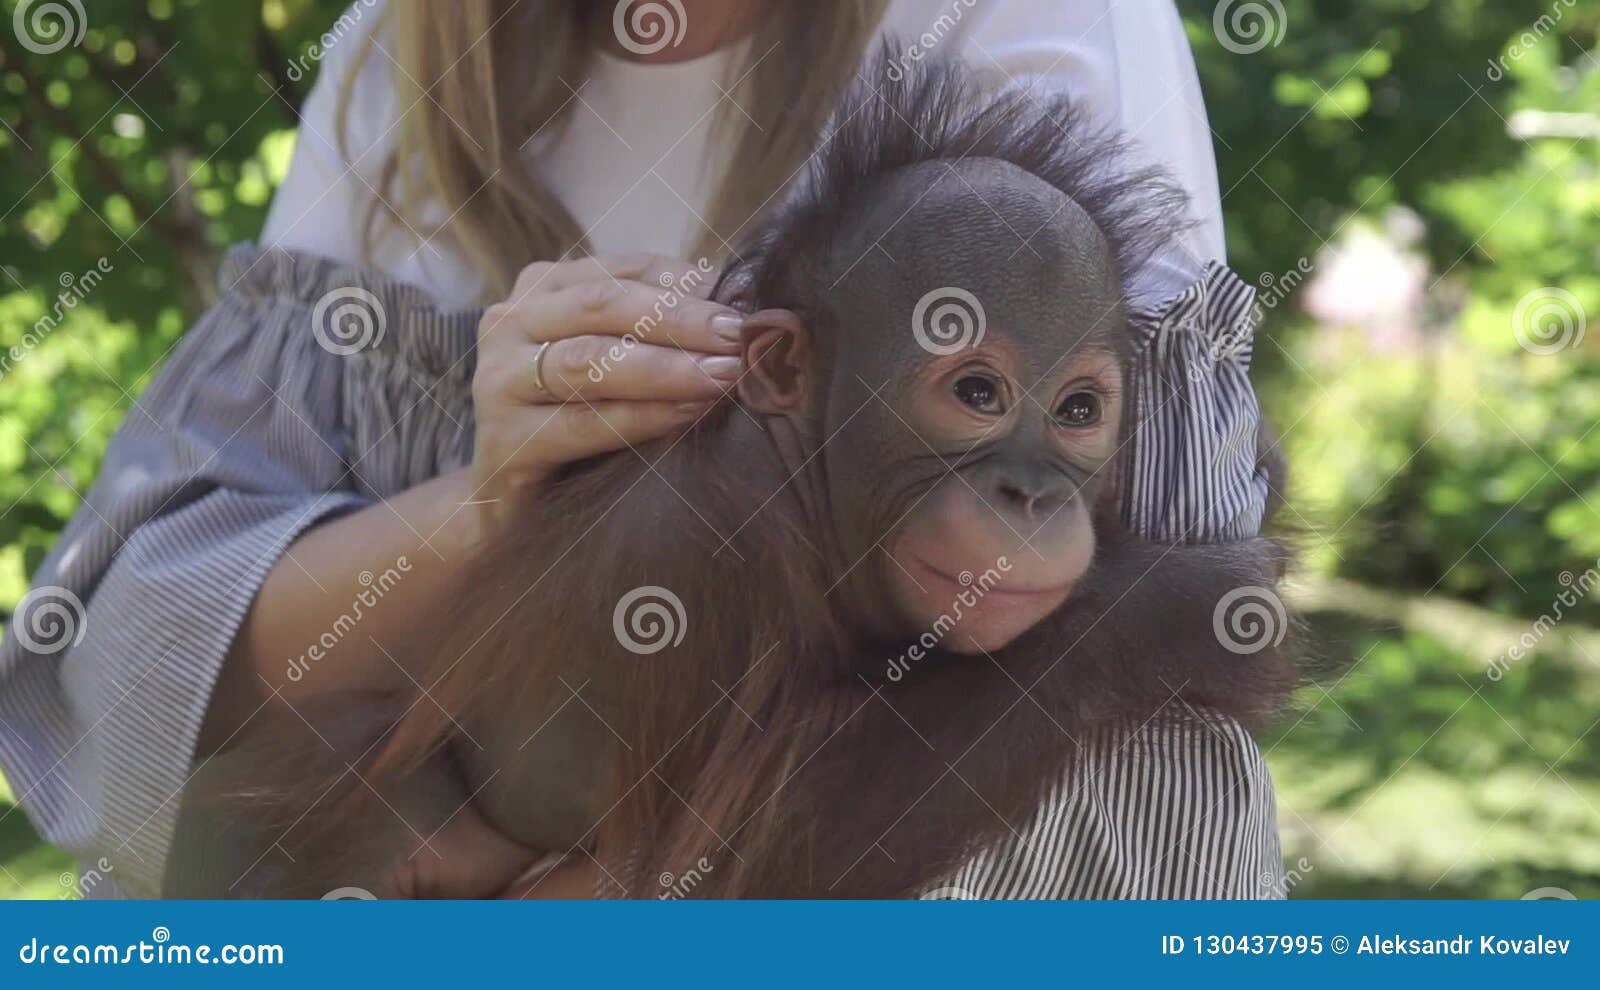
699;355;742;381
709;312;744;344
676;401;713;415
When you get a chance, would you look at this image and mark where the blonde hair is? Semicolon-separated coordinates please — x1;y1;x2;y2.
337;1;888;302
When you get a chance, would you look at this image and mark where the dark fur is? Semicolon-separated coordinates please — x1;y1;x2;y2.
166;47;1293;900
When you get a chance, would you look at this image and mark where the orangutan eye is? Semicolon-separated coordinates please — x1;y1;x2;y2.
1055;391;1101;426
953;375;1002;413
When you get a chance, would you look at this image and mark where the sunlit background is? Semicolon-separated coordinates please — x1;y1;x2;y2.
1;0;1597;899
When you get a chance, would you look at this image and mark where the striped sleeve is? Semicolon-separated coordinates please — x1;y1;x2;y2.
931;717;1286;899
0;248;373;896
1123;262;1270;544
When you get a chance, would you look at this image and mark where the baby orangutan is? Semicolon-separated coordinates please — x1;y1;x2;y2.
165;48;1293;899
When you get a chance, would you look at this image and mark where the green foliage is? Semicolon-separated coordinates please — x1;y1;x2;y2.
0;0;349;610
1185;0;1600;288
1;0;349;896
1267;619;1600;898
1183;0;1600;896
1280;330;1600;618
0;774;72;899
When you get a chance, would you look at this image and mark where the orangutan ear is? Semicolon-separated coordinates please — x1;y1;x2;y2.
737;309;812;414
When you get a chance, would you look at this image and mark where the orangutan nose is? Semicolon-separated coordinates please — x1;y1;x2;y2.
992;469;1076;521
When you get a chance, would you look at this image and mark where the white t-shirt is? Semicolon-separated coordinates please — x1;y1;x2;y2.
263;0;1225;308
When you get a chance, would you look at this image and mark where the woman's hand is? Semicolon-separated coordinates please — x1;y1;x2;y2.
469;253;744;536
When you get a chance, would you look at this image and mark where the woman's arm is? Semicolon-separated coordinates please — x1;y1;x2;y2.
200;252;749;754
943;717;1286;899
0;254;370;896
195;468;474;756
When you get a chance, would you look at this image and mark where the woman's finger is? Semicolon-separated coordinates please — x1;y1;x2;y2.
507;253;712;301
482;278;744;355
503;336;740;404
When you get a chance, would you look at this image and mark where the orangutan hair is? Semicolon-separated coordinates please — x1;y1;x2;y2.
167;45;1291;901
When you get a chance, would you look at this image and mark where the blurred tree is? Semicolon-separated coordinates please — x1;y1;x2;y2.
0;0;349;605
1183;0;1600;613
1181;0;1600;896
1183;0;1599;286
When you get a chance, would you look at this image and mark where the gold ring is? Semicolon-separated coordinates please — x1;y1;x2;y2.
529;340;553;400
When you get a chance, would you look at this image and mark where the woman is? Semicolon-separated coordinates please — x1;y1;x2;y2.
0;0;1281;898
